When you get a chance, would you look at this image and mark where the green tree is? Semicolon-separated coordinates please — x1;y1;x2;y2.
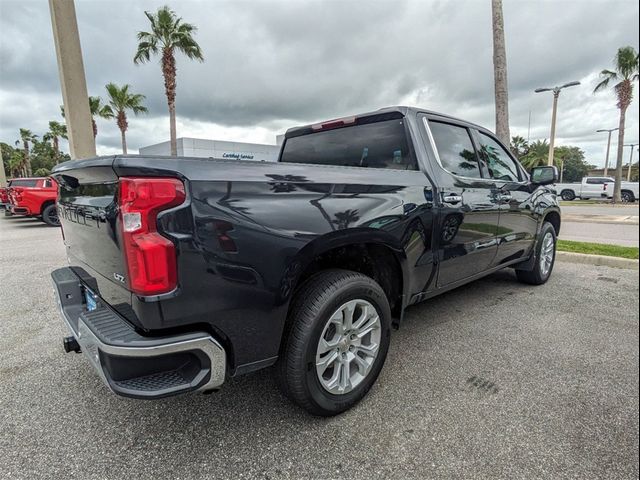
61;96;114;138
510;135;529;159
134;5;204;156
30;138;70;174
594;46;639;202
8;150;24;177
102;83;148;154
555;146;591;182
520;139;549;169
16;128;37;176
1;142;16;177
43;120;68;159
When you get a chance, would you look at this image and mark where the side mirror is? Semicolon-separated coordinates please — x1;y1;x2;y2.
530;165;558;185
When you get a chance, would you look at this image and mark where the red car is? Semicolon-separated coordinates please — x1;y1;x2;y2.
6;177;60;226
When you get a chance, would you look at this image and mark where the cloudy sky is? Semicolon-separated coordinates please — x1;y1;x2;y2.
0;0;638;166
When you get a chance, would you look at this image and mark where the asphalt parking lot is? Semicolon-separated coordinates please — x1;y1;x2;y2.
1;215;638;480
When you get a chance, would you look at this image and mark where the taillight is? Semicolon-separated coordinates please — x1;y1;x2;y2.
118;177;186;296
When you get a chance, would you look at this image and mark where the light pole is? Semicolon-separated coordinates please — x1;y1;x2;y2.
597;128;619;176
624;144;638;181
535;81;581;166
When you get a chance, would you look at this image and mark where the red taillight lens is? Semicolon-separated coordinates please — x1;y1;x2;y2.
119;177;186;296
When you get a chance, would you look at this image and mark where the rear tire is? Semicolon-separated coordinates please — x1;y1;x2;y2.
516;222;557;285
276;269;391;416
621;190;635;203
41;204;60;226
560;190;575;201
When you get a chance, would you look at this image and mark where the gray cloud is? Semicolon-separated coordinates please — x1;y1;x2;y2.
0;0;638;165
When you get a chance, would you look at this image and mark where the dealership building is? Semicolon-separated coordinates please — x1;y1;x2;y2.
139;137;282;162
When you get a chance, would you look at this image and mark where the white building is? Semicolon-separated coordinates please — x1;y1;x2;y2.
139;137;282;162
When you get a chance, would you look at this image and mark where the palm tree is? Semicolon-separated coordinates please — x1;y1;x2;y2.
491;0;510;146
44;121;68;159
134;5;204;156
16;128;37;176
594;46;639;202
8;150;25;177
61;96;114;138
510;135;529;159
102;83;148;154
520;140;549;169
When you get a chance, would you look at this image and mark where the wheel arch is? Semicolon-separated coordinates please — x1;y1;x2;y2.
40;199;55;216
283;229;409;321
542;209;561;236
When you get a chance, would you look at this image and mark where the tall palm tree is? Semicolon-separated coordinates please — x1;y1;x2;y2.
102;83;148;154
61;96;114;138
44;121;68;159
134;6;204;156
16;128;37;176
594;46;639;202
491;0;510;146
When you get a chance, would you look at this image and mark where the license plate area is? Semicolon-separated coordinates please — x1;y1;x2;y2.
84;287;98;312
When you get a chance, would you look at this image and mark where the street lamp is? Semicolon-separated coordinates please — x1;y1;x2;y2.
596;128;619;176
624;144;638;181
535;81;581;166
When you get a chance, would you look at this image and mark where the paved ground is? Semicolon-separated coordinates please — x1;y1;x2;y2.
559;204;639;247
1;215;638;480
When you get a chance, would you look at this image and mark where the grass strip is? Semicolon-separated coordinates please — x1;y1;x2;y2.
557;240;639;260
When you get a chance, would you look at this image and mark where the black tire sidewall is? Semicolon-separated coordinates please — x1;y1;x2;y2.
42;204;59;226
299;275;391;415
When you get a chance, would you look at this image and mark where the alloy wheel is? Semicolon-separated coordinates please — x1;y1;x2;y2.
315;299;381;395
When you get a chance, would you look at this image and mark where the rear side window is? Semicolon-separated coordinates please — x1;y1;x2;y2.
586;178;611;184
280;119;416;170
477;133;521;182
9;179;38;187
429;121;482;178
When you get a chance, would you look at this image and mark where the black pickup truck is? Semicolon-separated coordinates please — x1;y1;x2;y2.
50;106;560;416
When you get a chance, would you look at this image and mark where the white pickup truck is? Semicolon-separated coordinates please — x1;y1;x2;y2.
555;177;639;202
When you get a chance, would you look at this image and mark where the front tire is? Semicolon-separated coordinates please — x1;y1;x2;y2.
516;221;557;285
277;269;391;416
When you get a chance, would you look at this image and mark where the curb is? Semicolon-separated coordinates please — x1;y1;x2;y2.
556;251;639;270
562;214;638;225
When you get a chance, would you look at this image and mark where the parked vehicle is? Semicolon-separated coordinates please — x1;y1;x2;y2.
50;107;561;416
555;176;639;202
6;177;60;225
0;183;10;211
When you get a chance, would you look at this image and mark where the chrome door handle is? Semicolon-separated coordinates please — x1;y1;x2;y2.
442;194;463;204
497;193;512;202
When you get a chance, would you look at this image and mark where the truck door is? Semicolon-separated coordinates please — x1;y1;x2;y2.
472;130;537;265
420;116;501;287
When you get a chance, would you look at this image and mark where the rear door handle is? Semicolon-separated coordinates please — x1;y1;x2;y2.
497;193;512;202
442;194;463;204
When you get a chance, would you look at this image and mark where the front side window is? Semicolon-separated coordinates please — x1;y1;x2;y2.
280;118;416;171
428;121;482;178
477;133;521;182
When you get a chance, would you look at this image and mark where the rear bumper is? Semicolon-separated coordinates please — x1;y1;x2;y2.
10;205;30;215
51;267;227;399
